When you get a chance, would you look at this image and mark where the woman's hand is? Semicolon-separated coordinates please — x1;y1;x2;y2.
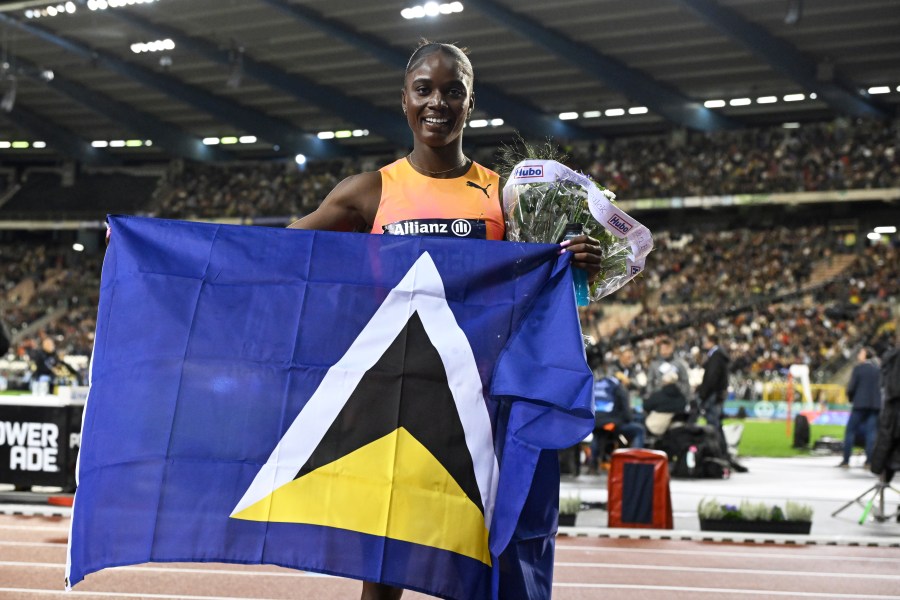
560;235;604;282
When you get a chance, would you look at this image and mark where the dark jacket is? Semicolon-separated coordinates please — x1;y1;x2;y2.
871;398;900;475
696;346;729;404
645;383;689;415
847;360;882;411
593;376;633;429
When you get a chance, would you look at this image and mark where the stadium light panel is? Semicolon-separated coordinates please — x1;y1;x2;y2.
33;141;46;148
782;122;800;129
469;119;488;128
401;2;462;19
490;118;504;126
703;100;726;108
628;106;648;114
334;130;352;138
582;110;601;118
729;98;751;106
109;140;126;147
866;232;881;241
144;140;152;146
867;86;890;95
239;135;257;144
11;141;28;149
0;142;9;149
220;136;238;144
317;131;335;140
809;92;817;99
783;93;805;102
558;112;578;120
202;137;220;145
874;226;897;234
73;243;85;252
605;108;625;117
126;140;143;147
91;140;108;147
756;96;777;104
295;154;307;166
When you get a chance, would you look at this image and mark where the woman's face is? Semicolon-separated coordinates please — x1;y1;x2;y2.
401;51;473;148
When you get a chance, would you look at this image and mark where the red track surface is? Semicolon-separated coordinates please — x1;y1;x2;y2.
2;514;900;599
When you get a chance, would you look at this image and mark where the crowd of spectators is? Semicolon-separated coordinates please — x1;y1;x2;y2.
138;118;899;221
568;118;900;198
150;159;365;220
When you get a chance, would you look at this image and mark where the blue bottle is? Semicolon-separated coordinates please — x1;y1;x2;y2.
563;223;590;306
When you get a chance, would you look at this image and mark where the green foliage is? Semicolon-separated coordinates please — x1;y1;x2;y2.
493;135;629;296
739;500;771;521
784;500;814;522
697;497;724;520
698;498;812;522
559;494;582;515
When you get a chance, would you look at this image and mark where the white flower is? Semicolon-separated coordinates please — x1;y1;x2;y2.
602;188;616;201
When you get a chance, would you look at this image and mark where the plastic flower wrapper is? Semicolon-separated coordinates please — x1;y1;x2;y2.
501;159;653;301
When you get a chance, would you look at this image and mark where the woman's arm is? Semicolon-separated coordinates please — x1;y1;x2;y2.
288;171;381;232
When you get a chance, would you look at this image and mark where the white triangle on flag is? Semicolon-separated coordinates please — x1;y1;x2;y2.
231;251;499;529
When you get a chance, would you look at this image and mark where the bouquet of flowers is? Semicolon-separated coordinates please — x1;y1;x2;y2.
497;140;653;301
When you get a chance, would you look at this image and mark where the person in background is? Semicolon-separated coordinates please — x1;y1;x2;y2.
838;347;882;468
647;336;690;398
644;365;689;437
593;368;645;453
696;334;747;472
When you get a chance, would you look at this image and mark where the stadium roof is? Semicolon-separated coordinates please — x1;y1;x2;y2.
0;0;897;163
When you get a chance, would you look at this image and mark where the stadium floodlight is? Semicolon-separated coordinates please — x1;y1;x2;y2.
756;96;777;104
866;232;882;241
317;131;335;140
202;137;220;145
334;130;352;138
729;98;751;106
33;141;47;148
11;141;28;148
126;140;143;147
401;2;462;19
109;140;126;147
558;112;578;121
783;93;805;102
809;92;817;99
703;99;726;108
239;135;257;144
295;154;307;166
468;119;488;128
874;226;897;234
490;118;504;126
66;2;76;13
73;243;85;252
220;136;238;144
782;122;800;129
582;110;601;118
92;140;109;147
628;106;648;114
0;141;10;148
867;86;890;95
605;108;625;117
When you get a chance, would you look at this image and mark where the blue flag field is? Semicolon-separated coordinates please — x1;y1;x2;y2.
66;215;594;600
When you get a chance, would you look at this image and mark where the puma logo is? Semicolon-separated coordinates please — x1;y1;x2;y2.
466;181;492;198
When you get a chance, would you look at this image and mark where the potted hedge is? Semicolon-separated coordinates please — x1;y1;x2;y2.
698;498;813;534
559;495;581;527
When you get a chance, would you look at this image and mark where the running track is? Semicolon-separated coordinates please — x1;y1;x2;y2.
3;514;900;599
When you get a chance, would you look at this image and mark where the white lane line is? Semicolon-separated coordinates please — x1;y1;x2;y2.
0;524;70;532
554;561;900;579
559;526;900;547
0;589;307;599
556;544;900;563
552;583;900;598
0;561;332;577
0;541;66;548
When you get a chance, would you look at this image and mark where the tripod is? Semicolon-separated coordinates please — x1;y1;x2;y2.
832;476;900;524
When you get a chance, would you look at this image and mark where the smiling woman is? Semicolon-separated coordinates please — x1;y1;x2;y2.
286;40;605;600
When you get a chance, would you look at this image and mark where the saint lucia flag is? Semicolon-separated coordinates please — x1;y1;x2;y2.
67;216;594;600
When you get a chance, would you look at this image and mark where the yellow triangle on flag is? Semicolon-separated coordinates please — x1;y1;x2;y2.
232;427;491;566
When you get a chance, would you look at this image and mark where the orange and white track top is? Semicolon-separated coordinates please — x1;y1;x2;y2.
371;158;505;241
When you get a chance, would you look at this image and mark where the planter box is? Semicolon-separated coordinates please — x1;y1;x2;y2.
699;518;811;534
558;513;577;527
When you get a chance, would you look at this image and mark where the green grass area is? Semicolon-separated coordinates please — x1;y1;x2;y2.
0;390;30;396
724;419;845;457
